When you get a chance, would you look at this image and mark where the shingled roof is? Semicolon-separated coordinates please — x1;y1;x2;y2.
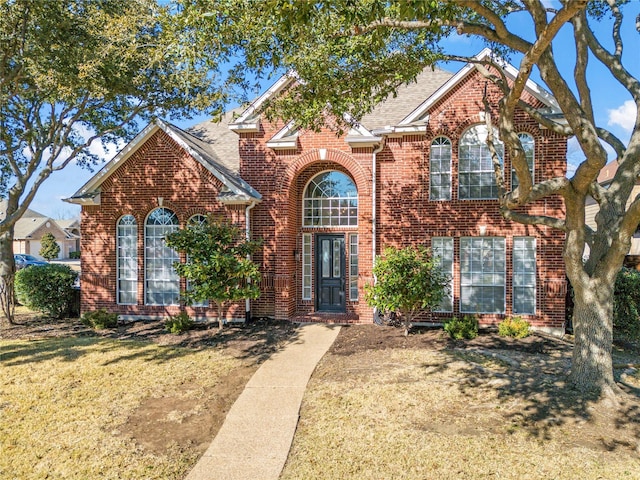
65;116;260;206
358;67;454;131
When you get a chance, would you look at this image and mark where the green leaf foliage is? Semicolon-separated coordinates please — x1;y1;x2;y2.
498;316;531;339
39;232;60;261
81;309;118;330
165;311;195;334
0;0;245;240
165;216;261;327
365;245;448;335
613;268;640;339
15;264;77;319
444;315;479;340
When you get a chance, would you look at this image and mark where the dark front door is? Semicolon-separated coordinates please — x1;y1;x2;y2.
316;234;346;312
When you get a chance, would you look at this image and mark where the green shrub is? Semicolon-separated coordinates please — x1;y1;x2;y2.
69;251;81;259
498;316;531;338
15;264;77;318
39;232;61;261
165;311;194;334
614;268;640;339
365;245;449;336
81;309;118;329
444;315;478;340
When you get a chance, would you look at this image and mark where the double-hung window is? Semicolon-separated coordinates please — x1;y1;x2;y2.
513;237;536;314
460;237;505;313
432;237;453;312
117;215;137;305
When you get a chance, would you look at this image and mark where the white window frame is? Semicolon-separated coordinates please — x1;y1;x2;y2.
511;132;535;190
458;125;504;200
144;208;180;306
432;237;453;312
302;170;358;227
513;236;536;315
117;215;137;305
429;136;452;201
460;237;505;314
349;233;359;301
302;233;312;300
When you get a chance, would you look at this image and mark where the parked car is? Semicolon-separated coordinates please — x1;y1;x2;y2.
14;254;48;269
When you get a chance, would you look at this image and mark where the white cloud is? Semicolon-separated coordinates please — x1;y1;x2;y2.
607;100;636;132
73;123;123;160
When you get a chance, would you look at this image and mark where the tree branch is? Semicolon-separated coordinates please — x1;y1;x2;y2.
596;127;626;161
583;5;640;102
500;207;567;231
572;11;594;123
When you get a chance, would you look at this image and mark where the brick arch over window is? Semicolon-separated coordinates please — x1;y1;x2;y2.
278;148;371;199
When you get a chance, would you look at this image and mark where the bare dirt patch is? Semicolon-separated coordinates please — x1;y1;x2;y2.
1;310;297;468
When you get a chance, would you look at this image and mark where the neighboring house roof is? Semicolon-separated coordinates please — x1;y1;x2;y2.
0;201;48;221
65;117;261;206
597;161;620;185
14;215;73;241
55;218;80;230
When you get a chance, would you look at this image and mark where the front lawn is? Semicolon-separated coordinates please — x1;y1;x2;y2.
281;325;640;480
0;309;296;480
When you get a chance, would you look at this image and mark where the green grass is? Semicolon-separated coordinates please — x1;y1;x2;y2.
0;336;243;479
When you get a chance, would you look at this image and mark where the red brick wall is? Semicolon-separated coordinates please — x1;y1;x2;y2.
80;129;247;321
82;68;567;331
240;68;567;330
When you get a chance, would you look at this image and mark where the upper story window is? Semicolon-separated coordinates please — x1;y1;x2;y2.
459;124;504;200
430;136;452;201
511;132;535;190
303;171;358;227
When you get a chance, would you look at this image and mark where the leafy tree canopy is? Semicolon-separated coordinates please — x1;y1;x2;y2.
174;0;640;397
0;0;247;230
39;232;60;261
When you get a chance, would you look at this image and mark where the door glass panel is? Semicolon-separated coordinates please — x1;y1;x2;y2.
322;239;330;278
333;239;341;277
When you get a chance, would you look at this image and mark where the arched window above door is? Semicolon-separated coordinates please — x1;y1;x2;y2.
303;171;358;227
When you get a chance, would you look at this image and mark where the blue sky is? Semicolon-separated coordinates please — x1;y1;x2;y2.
30;3;639;219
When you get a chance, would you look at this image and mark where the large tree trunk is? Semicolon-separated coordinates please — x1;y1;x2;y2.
570;279;619;397
0;228;16;325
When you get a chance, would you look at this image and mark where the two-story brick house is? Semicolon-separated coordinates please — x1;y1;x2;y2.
67;51;568;334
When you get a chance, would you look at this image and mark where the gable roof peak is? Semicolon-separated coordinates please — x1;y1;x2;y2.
398;48;560;127
65;117;260;206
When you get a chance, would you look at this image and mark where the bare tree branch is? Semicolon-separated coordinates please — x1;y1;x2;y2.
500;207;567;231
572;11;595;123
583;6;640;102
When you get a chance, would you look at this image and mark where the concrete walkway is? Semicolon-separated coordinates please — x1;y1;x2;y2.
186;323;341;480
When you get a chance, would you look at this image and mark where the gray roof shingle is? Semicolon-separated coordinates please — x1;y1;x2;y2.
350;67;453;131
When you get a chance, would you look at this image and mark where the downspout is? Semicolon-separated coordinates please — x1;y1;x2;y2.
372;139;385;321
245;200;257;322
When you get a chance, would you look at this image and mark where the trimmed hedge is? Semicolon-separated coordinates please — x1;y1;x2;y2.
15;264;78;318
